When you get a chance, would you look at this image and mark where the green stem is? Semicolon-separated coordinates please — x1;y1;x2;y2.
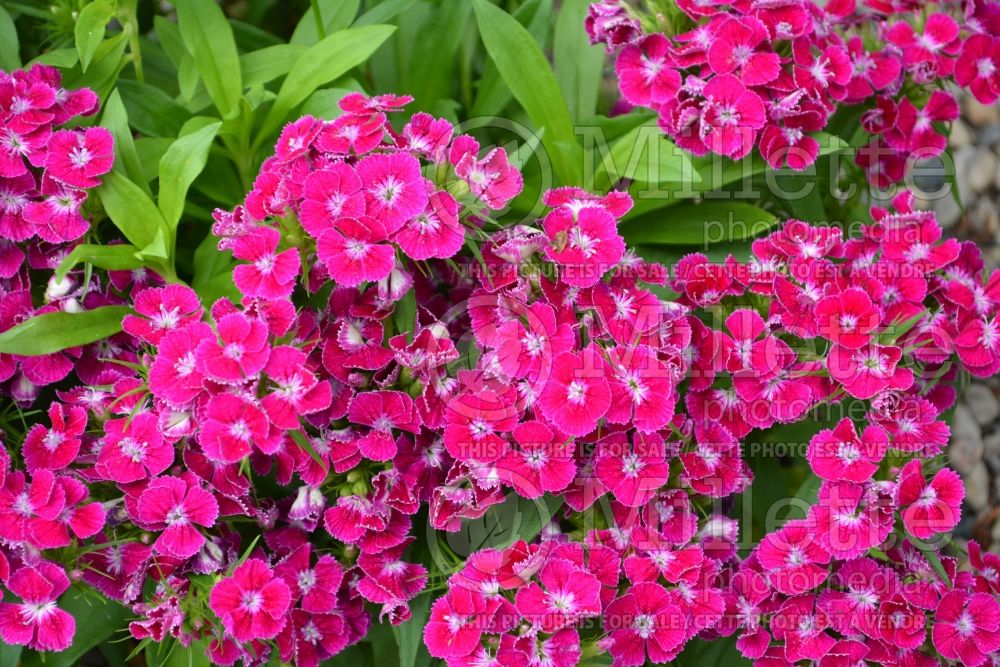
310;0;326;40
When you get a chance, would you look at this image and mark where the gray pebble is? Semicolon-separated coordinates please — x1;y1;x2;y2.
950;405;984;475
965;384;1000;425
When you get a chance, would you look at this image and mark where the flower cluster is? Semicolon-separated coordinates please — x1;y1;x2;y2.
0;65;122;404
0;88;994;667
588;0;991;186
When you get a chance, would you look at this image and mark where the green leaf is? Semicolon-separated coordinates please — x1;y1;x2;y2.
291;0;360;44
174;0;243;118
403;1;471;111
471;0;580;185
393;593;432;667
470;0;551;118
595;123;698;190
241;44;308;87
158;120;222;229
354;0;416;27
74;0;115;71
96;170;170;256
0;5;20;71
461;494;562;553
66;31;128;100
117;80;193;137
55;243;144;280
31;48;78;69
553;0;604;122
257;24;396;141
0;306;131;356
620;201;779;245
101;89;151;196
392;289;417;343
146;638;212;667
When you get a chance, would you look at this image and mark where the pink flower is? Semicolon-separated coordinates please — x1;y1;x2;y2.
497;420;574;498
814;288;881;350
316;217;396;287
826;342;913;400
355;152;427;233
0;561;74;651
793;43;852;98
232;226;300;299
757;520;831;595
885;13;960;74
348;390;421;461
604;582;686;667
260;345;332;430
274;545;344;614
393;189;464;260
707;18;781;86
874;596;926;650
195;312;270;384
44;127;113;188
22;402;86;472
148;321;213;406
890;91;959;158
0;470;65;544
932;591;1000;666
298;163;365;237
615;34;681;106
604;345;678;433
515;557;602;632
444;389;518;462
209;558;292;643
595;431;670;507
23;185;88;243
97;413;173;483
537;344;612;437
454;147;523;210
199;393;270;463
806;418;888;483
123;284;203;345
956;35;1000;104
701;74;767;160
771;595;836;662
543;206;625;288
137;475;219;558
896;460;964;539
424;587;489;659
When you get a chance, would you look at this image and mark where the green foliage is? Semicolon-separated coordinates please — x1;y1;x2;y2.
0;306;132;356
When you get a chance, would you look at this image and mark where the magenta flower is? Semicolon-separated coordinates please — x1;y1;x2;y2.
454;147;523;210
0;561;74;651
232;226;300;300
615;34;681;106
874;596;926;650
393;189;463;260
148;321;212;407
97;413;173;483
604;582;686;667
956;35;1000;104
43;127;113;188
22;402;86;472
348;390;421;461
896;459;964;539
806;418;888;483
537;344;612;437
890;90;959;157
299;162;365;237
826;342;913;400
423;586;489;659
0;469;64;544
274;544;344;614
701;74;767;160
604;345;678;433
209;558;292;643
515;557;601;632
595;431;670;507
444;389;517;462
137;475;218;558
122;284;203;345
199;393;270;463
195;312;270;384
23;185;88;243
707;17;781;86
757;520;831;595
355;152;427;233
316;216;395;287
814;288;881;350
260;345;332;430
771;595;836;662
497;420;575;499
932;591;1000;665
543;206;625;288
